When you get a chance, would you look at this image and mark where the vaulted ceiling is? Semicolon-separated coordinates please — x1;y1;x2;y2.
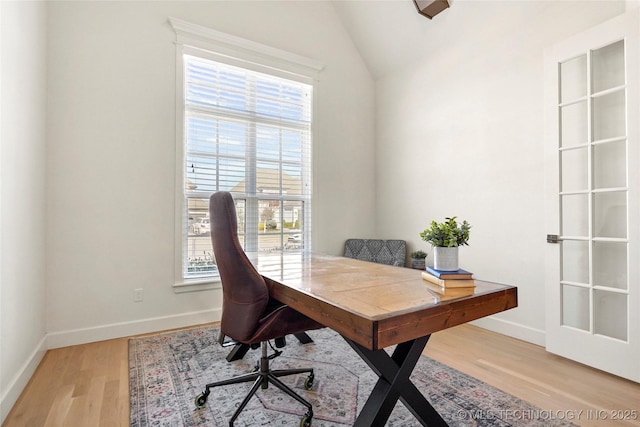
331;0;516;79
331;0;441;78
331;0;629;80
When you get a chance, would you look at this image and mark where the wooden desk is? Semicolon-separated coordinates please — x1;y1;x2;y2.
253;252;518;426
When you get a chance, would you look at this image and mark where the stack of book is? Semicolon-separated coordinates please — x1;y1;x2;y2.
421;266;475;294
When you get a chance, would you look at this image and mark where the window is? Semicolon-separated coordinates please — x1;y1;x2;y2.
178;51;313;283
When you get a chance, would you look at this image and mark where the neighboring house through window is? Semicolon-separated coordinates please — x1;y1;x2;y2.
170;18;322;291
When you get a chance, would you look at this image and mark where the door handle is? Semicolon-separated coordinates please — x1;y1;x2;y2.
547;234;560;243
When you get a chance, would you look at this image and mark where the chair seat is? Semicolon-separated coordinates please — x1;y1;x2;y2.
225;303;323;346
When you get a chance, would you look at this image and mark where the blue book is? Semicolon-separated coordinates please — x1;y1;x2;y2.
426;266;473;279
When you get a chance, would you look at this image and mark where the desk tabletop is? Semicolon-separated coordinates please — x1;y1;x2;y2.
252;252;518;350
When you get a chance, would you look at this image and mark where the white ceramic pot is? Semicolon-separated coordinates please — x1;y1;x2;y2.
433;247;459;271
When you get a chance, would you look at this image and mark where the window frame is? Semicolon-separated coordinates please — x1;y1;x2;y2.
169;18;323;292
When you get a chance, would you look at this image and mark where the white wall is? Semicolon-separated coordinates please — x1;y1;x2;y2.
0;1;48;420
375;1;626;343
45;1;375;344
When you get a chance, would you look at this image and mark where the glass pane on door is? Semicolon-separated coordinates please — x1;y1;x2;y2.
561;194;589;236
561;148;588;192
560;54;587;102
594;290;627;340
594;191;627;238
592;40;625;93
593;141;626;189
560;101;588;148
593;90;626;141
593;241;627;290
562;240;589;283
562;284;590;331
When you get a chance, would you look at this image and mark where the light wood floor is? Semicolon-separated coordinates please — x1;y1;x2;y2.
424;325;640;427
3;323;639;426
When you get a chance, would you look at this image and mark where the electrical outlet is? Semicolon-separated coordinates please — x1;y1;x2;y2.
134;288;144;302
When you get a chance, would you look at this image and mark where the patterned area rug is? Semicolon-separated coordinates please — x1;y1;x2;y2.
129;326;575;427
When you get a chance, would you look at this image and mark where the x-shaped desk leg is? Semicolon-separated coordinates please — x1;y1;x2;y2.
344;335;448;427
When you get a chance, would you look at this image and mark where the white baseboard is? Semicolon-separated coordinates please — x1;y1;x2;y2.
47;308;222;349
1;335;47;424
471;315;546;347
1;309;222;424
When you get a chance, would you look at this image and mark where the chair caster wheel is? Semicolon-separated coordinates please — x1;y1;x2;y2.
300;413;312;427
304;373;314;390
194;392;208;408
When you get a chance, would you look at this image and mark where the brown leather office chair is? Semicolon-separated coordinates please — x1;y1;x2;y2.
194;191;323;427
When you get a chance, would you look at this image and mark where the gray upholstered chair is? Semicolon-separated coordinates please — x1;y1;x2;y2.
343;239;407;267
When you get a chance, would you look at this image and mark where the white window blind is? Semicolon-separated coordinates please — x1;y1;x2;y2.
182;54;313;279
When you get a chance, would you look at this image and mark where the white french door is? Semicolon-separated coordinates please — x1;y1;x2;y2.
544;9;640;382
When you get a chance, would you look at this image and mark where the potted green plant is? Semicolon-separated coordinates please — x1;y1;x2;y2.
419;216;471;271
409;250;428;270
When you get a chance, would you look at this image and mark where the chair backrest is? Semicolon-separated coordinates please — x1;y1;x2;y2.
209;191;269;342
344;239;407;267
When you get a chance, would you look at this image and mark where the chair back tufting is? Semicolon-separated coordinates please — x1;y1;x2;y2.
344;239;406;267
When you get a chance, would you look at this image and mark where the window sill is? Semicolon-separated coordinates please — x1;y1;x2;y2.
173;277;222;293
